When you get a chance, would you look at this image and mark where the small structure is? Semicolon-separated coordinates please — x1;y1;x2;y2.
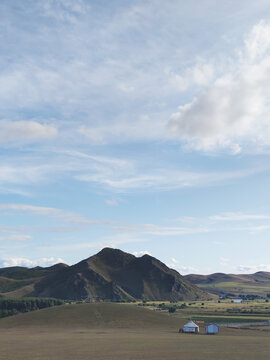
205;323;219;335
232;299;243;304
181;321;199;334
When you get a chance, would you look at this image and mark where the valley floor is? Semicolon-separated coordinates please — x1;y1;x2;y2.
0;327;269;360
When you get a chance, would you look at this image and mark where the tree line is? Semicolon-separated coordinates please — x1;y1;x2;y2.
0;297;64;318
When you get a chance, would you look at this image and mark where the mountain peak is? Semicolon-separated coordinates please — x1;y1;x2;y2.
27;248;209;301
96;247;129;256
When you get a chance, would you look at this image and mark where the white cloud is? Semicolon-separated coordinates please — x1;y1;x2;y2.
133;250;152;257
168;20;270;153
236;264;270;273
167;61;214;91
105;199;118;207
0;120;57;143
244;20;270;60
166;257;198;275
1;256;65;268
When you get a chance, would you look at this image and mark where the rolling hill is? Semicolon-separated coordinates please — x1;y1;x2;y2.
185;272;270;297
0;302;183;330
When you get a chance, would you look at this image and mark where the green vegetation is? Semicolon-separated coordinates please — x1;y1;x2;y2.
0;276;34;293
135;299;270;325
0;267;51;280
0;298;64;318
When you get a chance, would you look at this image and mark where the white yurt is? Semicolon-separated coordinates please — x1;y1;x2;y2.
182;321;199;334
232;299;243;303
205;323;219;335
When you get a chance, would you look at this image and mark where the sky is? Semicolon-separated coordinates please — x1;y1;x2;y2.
1;0;270;274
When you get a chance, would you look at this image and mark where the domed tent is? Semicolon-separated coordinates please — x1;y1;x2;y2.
182;320;199;334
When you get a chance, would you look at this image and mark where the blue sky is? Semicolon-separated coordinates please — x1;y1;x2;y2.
1;0;270;274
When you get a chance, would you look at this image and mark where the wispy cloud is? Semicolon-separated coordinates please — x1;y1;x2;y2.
47;233;148;252
77;167;259;191
0;234;33;241
0;203;115;225
210;212;270;222
173;211;270;234
113;223;210;236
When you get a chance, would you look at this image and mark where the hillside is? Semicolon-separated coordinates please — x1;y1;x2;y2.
29;248;209;301
0;264;68;296
185;272;270;297
0;302;183;330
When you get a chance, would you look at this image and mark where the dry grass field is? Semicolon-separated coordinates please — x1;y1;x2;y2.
0;303;269;360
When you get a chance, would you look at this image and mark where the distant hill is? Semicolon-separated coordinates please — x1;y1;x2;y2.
29;248;209;301
185;271;270;297
0;248;209;301
0;263;68;295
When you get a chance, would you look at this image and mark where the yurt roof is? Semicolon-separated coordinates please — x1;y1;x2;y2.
184;321;199;328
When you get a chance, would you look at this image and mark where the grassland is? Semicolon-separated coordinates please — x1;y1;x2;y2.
0;302;269;360
185;272;270;297
139;299;270;325
197;280;270;297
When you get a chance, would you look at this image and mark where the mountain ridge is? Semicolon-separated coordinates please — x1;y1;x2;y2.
0;248;210;301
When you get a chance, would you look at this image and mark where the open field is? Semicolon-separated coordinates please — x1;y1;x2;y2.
0;302;269;359
0;327;269;360
136;299;270;324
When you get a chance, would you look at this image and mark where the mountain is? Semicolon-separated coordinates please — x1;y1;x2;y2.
6;248;208;301
185;271;270;297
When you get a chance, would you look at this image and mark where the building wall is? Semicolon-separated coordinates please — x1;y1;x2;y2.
183;327;199;333
205;325;219;334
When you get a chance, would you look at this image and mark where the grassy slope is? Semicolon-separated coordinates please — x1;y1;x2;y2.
0;302;183;330
0;277;34;294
